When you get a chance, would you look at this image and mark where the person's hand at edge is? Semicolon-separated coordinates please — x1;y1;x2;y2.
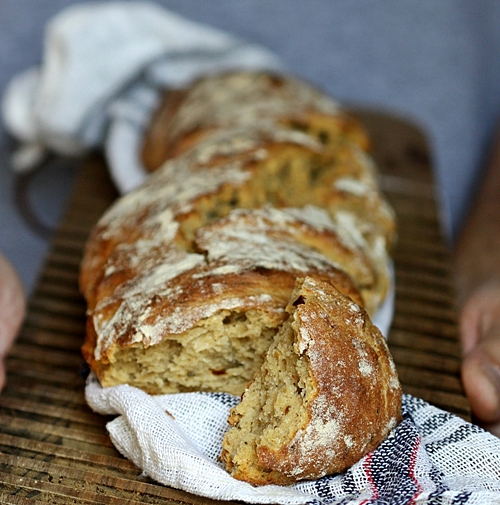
454;123;500;435
460;283;500;435
0;253;26;391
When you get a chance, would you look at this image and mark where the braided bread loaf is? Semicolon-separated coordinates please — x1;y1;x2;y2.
80;71;401;482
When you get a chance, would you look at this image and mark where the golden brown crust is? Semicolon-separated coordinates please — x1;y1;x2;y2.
141;89;189;171
86;205;364;391
80;70;402;482
262;277;401;479
221;277;402;485
140;71;371;172
80;70;396;398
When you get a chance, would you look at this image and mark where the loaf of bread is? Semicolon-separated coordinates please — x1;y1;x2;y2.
221;276;402;485
79;70;401;483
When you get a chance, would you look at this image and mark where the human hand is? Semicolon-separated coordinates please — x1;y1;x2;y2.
0;254;26;391
460;282;500;436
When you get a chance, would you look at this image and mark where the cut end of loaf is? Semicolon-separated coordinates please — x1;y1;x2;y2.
90;308;283;396
221;276;402;486
221;303;314;486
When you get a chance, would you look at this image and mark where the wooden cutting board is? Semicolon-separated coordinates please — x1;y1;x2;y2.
0;110;469;504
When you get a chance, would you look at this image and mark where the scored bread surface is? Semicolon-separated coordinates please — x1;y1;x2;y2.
80;70;397;402
141;71;372;171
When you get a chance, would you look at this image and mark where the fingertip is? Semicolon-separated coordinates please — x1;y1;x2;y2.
462;353;500;423
459;299;482;356
460;283;500;355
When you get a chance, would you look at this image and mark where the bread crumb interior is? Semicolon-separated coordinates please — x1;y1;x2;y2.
103;309;278;395
223;309;315;477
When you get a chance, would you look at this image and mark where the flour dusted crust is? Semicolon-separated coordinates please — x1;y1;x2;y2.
141;71;372;172
80;71;399;423
80;70;402;483
221;276;402;485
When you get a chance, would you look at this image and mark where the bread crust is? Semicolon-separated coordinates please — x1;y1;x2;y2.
141;71;372;172
221;277;402;485
80;70;396;398
80;70;403;483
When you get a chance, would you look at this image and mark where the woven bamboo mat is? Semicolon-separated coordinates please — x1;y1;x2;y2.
0;110;469;504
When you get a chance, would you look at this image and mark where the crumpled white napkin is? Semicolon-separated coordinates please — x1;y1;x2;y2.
1;1;282;180
85;372;500;505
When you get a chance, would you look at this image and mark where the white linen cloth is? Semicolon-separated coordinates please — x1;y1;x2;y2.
5;3;500;503
1;1;282;187
86;374;500;505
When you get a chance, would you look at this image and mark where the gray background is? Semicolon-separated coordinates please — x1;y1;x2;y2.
2;0;500;294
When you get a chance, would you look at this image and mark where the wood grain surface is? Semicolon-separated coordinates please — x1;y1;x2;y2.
0;110;470;504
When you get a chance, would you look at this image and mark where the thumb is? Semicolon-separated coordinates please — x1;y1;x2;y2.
461;323;500;425
459;283;500;429
459;282;500;356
